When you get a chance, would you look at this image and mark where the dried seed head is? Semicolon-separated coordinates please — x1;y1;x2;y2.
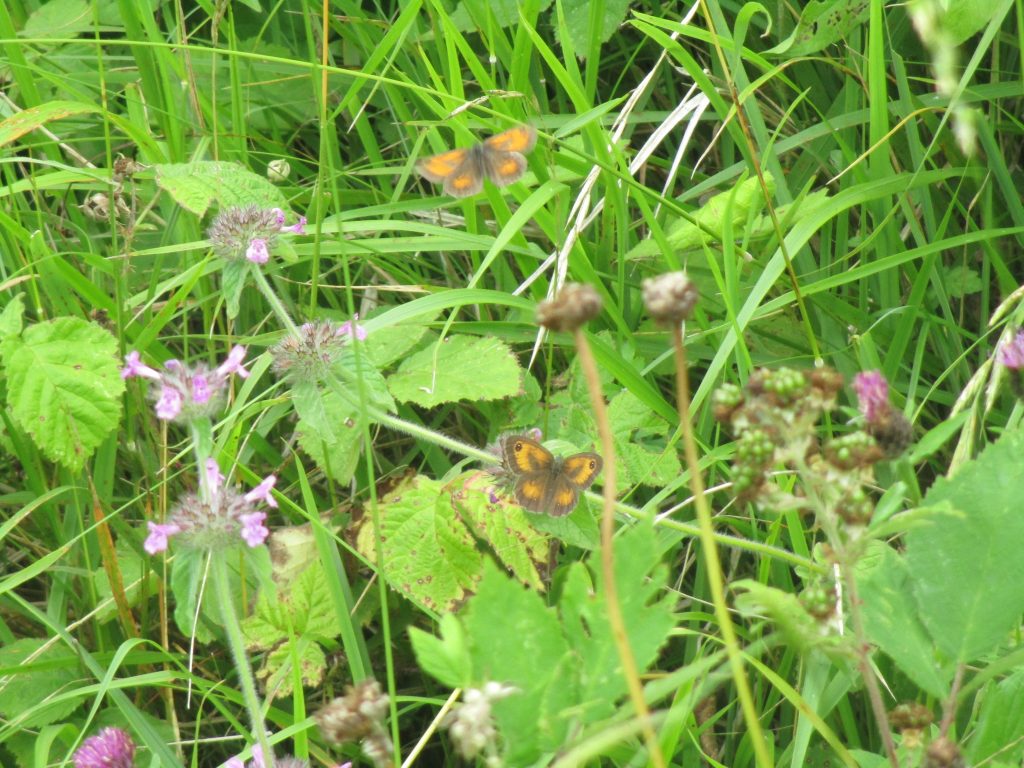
536;283;602;332
642;271;699;324
316;679;390;745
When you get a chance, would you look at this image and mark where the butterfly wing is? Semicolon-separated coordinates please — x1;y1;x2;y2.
543;472;582;517
561;453;603;491
442;149;485;198
483;126;537;154
482;150;528;187
502;435;554;474
416;147;469;182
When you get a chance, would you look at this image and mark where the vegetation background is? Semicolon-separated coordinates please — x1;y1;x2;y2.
1;0;1024;765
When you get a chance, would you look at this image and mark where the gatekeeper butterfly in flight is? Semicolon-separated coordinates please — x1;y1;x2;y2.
417;125;537;198
501;435;602;517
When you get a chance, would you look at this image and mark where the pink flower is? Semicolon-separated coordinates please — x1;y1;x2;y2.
338;315;368;342
192;374;210;404
216;345;251;379
246;238;270;264
73;727;136;768
997;330;1024;369
853;370;890;424
144;522;182;554
239;511;270;547
205;458;225;494
121;351;162;381
245;475;278;508
283;215;307;235
155;386;184;420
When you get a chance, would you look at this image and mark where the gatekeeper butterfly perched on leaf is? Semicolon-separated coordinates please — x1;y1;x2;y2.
417;125;537;198
501;435;602;517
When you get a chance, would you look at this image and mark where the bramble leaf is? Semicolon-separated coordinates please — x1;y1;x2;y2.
155;161;288;217
0;317;124;473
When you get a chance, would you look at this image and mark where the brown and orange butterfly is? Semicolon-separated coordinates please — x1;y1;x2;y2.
416;126;537;198
501;435;602;517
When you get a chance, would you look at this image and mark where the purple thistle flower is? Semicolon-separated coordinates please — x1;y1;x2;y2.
120;347;252;424
997;330;1024;369
271;319;369;380
853;370;890;424
73;727;135;768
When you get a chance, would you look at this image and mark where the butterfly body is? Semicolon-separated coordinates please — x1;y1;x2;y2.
417;126;537;198
501;435;602;517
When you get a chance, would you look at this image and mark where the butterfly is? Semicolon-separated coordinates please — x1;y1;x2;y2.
501;435;603;517
416;126;537;198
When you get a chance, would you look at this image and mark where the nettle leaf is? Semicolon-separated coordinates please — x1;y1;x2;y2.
463;561;578;765
293;382;363;484
0;638;81;728
242;562;339;696
626;174;773;260
559;0;631;56
154;161;288;217
906;429;1024;663
856;540;949;698
355;475;482;613
767;0;870;56
387;335;522;407
449;470;549;590
0;316;124;473
559;522;675;723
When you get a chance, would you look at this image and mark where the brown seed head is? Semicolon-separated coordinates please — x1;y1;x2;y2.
642;271;699;324
536;283;602;332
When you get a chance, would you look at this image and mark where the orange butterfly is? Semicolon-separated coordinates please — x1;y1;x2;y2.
416;126;537;198
501;435;602;517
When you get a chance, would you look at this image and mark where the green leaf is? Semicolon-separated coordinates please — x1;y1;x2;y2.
766;0;870;57
355;475;482;613
0;294;24;339
0;639;81;728
523;503;600;550
257;639;326;697
734;580;854;660
0;317;124;473
907;429;1024;663
154;161;288;217
559;0;632;56
21;0;92;39
220;260;248;320
332;347;396;412
626;174;774;260
92;541;158;623
942;0;1008;45
409;614;472;689
364;319;435;369
170;548;216;644
856;540;950;698
293;382;364;484
449;470;548;590
0;101;99;148
967;670;1024;765
387;335;522;407
463;561;577;764
448;0;553;30
558;522;675;723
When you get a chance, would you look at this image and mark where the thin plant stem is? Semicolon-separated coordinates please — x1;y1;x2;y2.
573;327;666;768
250;263;300;339
840;566;899;767
671;324;772;768
210;554;274;767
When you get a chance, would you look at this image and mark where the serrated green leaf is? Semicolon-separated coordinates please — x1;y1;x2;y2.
967;670;1024;765
449;470;548;590
907;429;1024;663
559;0;632;57
0;639;81;728
256;638;326;697
244;561;339;645
0;317;124;473
766;0;870;56
294;383;364;484
332;347;396;412
525;504;600;549
365;319;435;369
355;475;481;613
409;614;472;688
387;336;522;407
0;294;24;338
21;0;92;39
616;438;682;491
154;161;288;217
0;101;99;148
463;561;577;764
558;522;675;723
856;540;950;698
